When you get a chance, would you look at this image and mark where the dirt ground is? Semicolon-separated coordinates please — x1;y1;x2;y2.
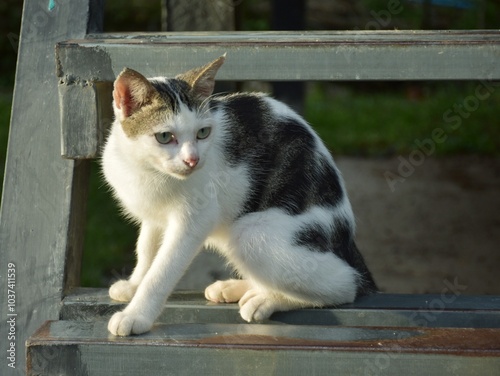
176;156;500;296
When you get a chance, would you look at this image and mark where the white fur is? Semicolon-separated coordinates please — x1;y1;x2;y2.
103;95;359;336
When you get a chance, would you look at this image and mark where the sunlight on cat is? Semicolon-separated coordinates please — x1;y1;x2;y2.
102;55;376;336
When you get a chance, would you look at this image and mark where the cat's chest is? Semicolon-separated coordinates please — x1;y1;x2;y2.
104;158;174;223
122;179;168;219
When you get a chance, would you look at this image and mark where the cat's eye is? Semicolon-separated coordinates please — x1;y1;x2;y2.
155;132;175;144
196;127;211;140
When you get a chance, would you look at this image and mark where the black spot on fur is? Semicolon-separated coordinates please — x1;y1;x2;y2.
215;94;343;215
294;222;331;253
151;79;195;113
294;218;352;256
294;219;378;296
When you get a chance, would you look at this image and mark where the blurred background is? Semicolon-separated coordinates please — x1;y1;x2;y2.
1;0;499;294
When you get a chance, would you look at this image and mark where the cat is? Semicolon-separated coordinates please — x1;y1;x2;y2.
102;55;377;336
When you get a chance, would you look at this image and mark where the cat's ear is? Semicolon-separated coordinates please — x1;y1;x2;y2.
177;55;225;101
113;68;157;118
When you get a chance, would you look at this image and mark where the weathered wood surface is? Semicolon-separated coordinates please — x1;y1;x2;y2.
61;289;500;329
59;82;113;158
26;320;500;376
57;30;500;159
56;30;500;82
0;1;102;374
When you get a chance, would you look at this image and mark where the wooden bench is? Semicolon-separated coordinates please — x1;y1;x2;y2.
26;289;500;375
0;1;499;374
57;30;500;159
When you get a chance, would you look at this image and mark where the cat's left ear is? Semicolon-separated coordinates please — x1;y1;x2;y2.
177;55;226;101
113;68;157;119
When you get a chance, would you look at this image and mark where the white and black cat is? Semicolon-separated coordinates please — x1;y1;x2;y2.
102;55;376;336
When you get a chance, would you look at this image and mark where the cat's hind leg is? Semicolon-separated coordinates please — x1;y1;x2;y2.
205;279;251;303
238;288;309;322
205;278;305;322
230;208;360;322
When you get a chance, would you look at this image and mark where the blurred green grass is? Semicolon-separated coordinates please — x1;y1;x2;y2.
307;83;500;157
81;161;137;286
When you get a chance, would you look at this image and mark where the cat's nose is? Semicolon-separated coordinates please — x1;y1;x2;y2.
183;157;199;168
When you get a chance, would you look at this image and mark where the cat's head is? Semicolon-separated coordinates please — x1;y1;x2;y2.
112;55;225;180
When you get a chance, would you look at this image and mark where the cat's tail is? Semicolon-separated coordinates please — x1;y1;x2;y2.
349;241;378;297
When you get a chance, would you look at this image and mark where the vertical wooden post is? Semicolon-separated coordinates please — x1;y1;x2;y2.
0;1;102;374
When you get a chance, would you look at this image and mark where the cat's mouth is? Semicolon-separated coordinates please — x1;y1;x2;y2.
178;169;195;177
170;166;199;180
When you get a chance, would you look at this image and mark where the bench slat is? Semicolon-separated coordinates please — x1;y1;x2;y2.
27;320;500;376
57;30;500;81
56;30;500;159
61;288;500;329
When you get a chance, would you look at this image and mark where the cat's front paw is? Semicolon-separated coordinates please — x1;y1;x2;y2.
108;310;153;336
109;280;137;302
238;289;277;322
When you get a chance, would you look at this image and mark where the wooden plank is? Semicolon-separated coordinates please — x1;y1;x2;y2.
59;81;112;159
26;320;500;376
56;30;500;159
61;288;500;329
56;30;500;82
0;1;103;374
